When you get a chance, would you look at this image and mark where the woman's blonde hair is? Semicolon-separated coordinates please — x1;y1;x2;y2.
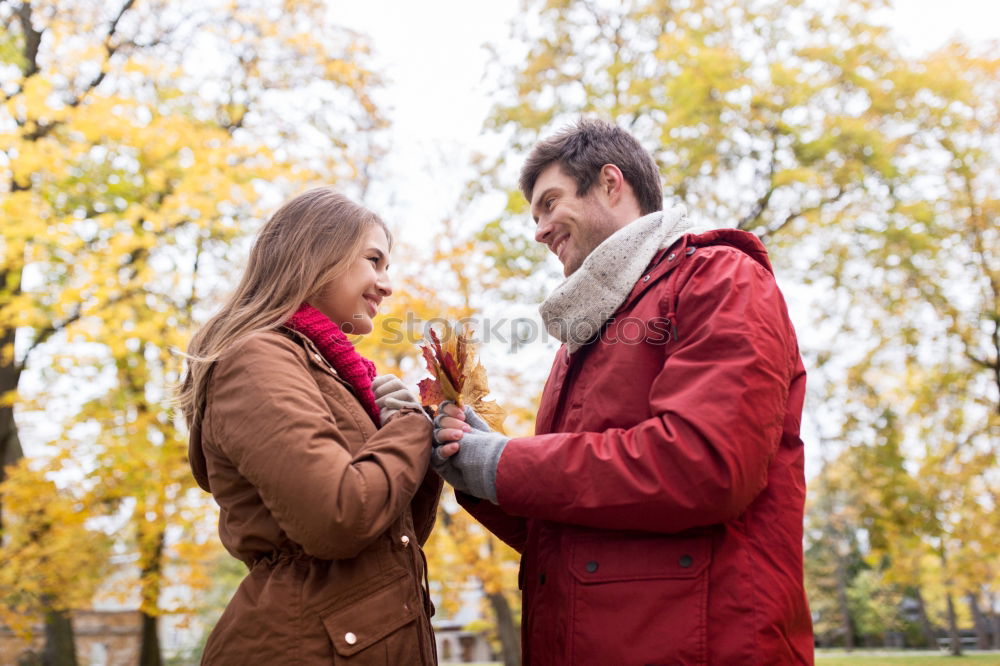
177;187;390;424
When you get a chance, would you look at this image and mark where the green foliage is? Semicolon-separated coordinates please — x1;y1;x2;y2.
814;654;1000;665
847;570;903;639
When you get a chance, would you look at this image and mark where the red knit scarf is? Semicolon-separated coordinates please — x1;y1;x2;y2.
284;303;381;426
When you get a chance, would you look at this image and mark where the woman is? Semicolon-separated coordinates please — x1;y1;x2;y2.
178;187;441;664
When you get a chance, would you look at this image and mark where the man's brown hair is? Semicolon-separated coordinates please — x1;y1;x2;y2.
519;118;663;215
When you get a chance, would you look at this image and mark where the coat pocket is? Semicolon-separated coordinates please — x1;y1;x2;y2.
321;570;422;663
569;533;711;665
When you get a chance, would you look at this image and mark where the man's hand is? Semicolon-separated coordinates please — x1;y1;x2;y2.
431;401;509;503
372;374;424;423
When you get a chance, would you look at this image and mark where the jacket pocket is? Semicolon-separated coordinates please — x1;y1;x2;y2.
321;570;423;663
569;533;711;665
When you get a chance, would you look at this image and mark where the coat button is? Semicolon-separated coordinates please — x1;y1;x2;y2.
679;555;693;568
585;561;599;573
668;252;676;261
686;247;696;255
400;535;410;547
344;632;357;645
642;274;651;282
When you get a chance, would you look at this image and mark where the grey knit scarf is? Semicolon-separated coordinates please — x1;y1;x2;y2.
539;205;710;355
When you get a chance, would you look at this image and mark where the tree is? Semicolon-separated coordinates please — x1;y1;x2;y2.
1;0;385;661
804;37;998;654
0;459;109;664
480;0;922;269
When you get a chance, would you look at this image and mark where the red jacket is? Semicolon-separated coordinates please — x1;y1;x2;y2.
460;230;813;664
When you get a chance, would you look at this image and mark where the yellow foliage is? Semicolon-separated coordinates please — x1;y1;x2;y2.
0;460;110;635
0;0;388;640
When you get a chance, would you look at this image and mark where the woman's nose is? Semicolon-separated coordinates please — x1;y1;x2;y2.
376;273;393;297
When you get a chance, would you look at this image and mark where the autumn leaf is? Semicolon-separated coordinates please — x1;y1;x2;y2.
418;321;506;433
417;377;445;406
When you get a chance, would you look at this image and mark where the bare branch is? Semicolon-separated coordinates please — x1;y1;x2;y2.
66;0;137;108
1;1;43;104
738;130;779;230
758;186;847;244
14;1;41;79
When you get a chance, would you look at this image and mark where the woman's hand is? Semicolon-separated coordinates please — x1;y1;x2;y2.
431;402;509;503
372;374;424;423
432;401;469;458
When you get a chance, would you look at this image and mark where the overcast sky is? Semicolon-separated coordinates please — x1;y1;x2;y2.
333;0;1000;243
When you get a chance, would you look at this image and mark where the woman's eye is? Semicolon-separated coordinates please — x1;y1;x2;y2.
368;256;379;265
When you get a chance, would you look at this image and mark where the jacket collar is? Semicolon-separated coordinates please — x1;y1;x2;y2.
616;228;775;315
539;206;710;355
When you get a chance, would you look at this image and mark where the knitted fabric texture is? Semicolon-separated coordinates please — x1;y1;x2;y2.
285;303;381;426
539;204;712;355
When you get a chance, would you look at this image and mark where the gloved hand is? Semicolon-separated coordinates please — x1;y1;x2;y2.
430;402;469;493
431;402;509;504
372;374;425;423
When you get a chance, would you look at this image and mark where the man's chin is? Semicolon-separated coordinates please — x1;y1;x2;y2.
562;258;582;277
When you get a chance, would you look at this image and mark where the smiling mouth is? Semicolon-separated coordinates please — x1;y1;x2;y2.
363;296;380;316
552;235;569;261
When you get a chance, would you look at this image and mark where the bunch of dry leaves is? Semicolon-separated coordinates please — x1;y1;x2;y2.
417;322;505;433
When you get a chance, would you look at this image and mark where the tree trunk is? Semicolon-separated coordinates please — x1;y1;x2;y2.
138;529;165;666
0;324;24;533
41;605;77;666
835;549;855;650
487;591;520;666
967;592;991;649
945;591;962;656
992;602;1000;650
138;612;162;666
913;587;938;648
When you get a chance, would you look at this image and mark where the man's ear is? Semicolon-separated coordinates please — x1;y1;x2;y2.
598;164;626;203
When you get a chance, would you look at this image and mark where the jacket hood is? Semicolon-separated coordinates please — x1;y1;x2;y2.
686;228;775;275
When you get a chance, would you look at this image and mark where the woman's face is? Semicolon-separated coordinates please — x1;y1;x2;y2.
309;225;392;335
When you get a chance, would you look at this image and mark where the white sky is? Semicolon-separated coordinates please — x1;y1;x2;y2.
333;0;520;242
333;0;1000;241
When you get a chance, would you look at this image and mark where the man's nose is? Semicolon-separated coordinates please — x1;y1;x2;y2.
534;218;552;245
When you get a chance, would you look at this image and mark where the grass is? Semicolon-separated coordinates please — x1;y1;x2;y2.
450;653;1000;665
816;651;1000;665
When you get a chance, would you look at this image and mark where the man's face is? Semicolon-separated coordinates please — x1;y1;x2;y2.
530;163;621;277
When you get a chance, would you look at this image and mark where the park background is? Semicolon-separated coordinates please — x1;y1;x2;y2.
0;0;997;664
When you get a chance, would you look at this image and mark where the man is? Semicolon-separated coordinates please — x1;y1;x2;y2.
432;119;813;664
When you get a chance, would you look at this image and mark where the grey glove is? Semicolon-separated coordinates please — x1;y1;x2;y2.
430;447;471;495
431;405;509;504
372;374;425;423
430;403;470;493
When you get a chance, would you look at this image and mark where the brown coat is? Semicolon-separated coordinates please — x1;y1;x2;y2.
189;328;441;664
